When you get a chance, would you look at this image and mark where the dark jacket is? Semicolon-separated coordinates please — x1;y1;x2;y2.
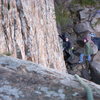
63;41;71;51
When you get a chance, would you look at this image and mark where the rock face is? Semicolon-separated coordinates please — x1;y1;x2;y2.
91;10;100;33
0;0;66;72
73;6;100;36
0;56;100;100
74;22;93;34
90;61;100;84
90;51;100;84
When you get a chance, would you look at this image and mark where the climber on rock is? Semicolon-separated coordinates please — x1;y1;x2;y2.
85;32;98;55
63;36;74;62
79;38;93;63
63;37;71;52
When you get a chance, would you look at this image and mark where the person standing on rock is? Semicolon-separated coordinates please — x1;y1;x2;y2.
86;32;98;55
79;38;93;63
63;36;74;61
63;37;71;51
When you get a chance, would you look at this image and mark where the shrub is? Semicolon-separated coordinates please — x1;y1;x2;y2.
71;0;97;6
55;2;71;31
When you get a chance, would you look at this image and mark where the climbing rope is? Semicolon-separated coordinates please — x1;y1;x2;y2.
75;74;94;100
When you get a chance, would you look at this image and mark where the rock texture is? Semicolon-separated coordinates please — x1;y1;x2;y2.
91;10;100;33
55;1;100;79
0;0;66;72
0;56;100;100
90;51;100;84
74;22;93;34
90;61;100;84
73;6;100;36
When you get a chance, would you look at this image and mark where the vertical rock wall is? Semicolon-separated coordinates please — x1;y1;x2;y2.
0;0;66;72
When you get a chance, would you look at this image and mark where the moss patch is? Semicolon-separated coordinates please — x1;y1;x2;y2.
71;0;97;6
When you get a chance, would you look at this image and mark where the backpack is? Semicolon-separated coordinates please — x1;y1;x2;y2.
91;44;98;55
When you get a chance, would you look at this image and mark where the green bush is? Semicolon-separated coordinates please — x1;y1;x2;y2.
71;0;97;6
55;2;71;30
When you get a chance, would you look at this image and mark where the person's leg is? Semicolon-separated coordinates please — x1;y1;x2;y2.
79;54;84;63
87;55;91;61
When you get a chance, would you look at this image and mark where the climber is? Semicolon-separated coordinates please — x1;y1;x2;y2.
59;33;73;52
63;36;74;62
85;32;98;54
59;33;75;64
63;37;71;51
79;38;93;63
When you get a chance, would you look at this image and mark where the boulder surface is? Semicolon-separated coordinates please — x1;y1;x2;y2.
0;56;100;100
